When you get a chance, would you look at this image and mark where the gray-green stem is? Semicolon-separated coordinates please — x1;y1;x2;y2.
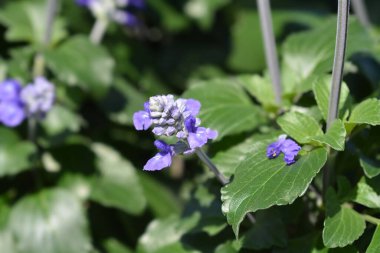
195;148;256;223
256;0;282;105
352;0;371;28
324;0;350;198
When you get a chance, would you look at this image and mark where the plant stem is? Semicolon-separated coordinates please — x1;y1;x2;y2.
256;0;282;105
195;149;229;185
90;19;108;44
351;0;371;28
195;148;256;223
326;0;350;130
362;214;380;225
33;0;58;77
324;0;350;197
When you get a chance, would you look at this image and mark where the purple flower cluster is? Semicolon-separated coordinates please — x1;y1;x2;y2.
76;0;144;26
0;77;55;127
133;95;218;171
266;135;301;165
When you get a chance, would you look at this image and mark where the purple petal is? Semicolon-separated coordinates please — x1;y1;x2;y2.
143;152;172;171
0;102;25;127
152;126;165;135
0;79;22;102
188;129;208;149
206;128;218;140
144;101;150;112
281;139;301;164
154;140;171;153
266;135;287;159
184;116;197;133
185;99;201;117
133;110;151;130
75;0;93;6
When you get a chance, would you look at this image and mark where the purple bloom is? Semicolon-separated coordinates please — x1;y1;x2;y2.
20;77;55;116
133;102;152;130
0;79;22;102
144;140;175;171
185;116;217;150
75;0;94;6
0;101;25;127
112;10;139;26
115;0;145;9
267;135;301;165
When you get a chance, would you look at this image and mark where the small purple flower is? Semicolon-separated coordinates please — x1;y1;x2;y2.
112;10;138;26
20;77;55;116
144;140;175;171
0;101;25;127
267;135;301;165
0;79;22;102
185;116;218;150
133;102;152;130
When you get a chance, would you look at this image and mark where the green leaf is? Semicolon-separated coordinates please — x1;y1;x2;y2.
323;189;365;248
103;239;133;253
367;226;380;253
90;144;146;215
353;177;380;209
0;128;36;177
277;112;323;144
349;99;380;126
311;119;346;151
0;201;16;253
312;76;351;120
46;36;114;97
9;188;92;253
282;18;374;93
242;209;287;250
221;139;328;236
238;75;277;109
137;214;200;253
360;157;380;179
212;132;280;178
139;173;181;218
42;105;84;135
183;78;265;139
0;0;66;47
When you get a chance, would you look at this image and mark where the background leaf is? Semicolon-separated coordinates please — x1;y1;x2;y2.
311;119;346;151
90;143;147;215
183;78;266;139
367;226;380;253
9;188;92;253
349;99;380;126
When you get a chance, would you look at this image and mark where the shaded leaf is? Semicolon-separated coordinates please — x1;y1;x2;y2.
242;209;287;250
183;78;265;139
353;177;380;209
46;36;114;97
360;157;380;179
90;144;146;215
139;172;181;218
103;239;133;253
137;214;200;253
0;128;36;177
367;226;380;253
0;0;66;47
42;105;84;135
221;139;327;236
9;188;92;253
323;189;365;248
349;99;380;126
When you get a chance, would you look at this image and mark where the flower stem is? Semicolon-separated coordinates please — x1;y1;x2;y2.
324;0;350;198
195;148;229;185
195;148;256;223
90;19;108;44
362;214;380;225
351;0;371;28
256;0;282;105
